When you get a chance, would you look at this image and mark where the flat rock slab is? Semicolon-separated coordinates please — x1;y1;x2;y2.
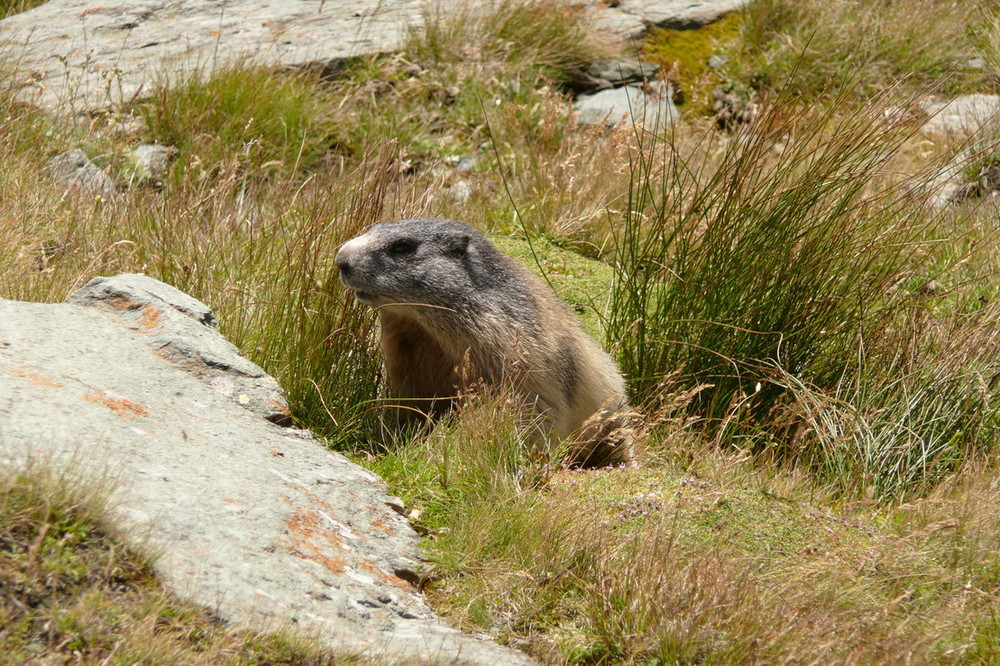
574;83;679;128
0;0;749;114
0;274;533;665
1;0;428;113
921;94;1000;138
615;0;748;30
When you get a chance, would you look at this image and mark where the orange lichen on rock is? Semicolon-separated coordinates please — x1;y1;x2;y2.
282;507;348;574
139;304;163;330
83;389;149;418
10;367;65;388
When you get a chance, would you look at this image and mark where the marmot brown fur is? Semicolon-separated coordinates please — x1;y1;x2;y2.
335;218;632;468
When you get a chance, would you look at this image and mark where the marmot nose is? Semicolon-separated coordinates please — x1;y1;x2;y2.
334;247;352;274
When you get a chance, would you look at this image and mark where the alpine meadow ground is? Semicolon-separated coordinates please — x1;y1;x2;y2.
1;0;998;662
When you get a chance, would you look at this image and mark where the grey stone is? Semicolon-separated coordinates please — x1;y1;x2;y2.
66;274;290;425
0;275;534;665
707;54;728;70
586;59;660;86
574;83;679;130
918;148;974;208
920;94;1000;139
920;143;1000;207
456;155;477;174
913;144;1000;208
617;0;749;30
127;143;179;186
712;82;757;129
449;179;473;204
589;7;647;40
45;149;116;200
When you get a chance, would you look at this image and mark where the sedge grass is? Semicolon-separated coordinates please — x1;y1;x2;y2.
605;86;999;501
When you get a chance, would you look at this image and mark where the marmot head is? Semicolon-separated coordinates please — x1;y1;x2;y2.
335;218;518;310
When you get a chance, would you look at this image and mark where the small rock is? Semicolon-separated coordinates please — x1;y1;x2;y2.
46;149;115;200
449;179;473;205
712;82;758;129
952;160;1000;204
127;144;179;186
67;274;292;424
567;59;660;93
574;83;679;130
707;55;728;70
913;145;1000;208
917;148;972;208
920;94;1000;138
106;113;148;139
586;59;660;86
456;156;477;174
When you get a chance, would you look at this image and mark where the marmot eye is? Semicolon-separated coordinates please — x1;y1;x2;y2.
388;240;418;256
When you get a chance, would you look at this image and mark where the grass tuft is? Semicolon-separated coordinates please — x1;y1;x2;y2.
139;64;343;178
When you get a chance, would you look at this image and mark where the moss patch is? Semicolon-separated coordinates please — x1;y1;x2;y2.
642;13;743;113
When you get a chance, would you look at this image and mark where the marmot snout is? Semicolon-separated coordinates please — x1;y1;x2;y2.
336;217;632;468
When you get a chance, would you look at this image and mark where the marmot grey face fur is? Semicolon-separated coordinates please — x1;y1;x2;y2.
335;218;632;468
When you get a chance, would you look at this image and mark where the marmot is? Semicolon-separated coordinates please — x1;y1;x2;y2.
335;218;632;468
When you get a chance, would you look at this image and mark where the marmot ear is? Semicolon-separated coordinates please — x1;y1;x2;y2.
447;233;470;257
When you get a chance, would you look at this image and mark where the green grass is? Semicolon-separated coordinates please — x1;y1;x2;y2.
139;64;344;177
642;12;743;112
0;0;45;19
374;393;999;662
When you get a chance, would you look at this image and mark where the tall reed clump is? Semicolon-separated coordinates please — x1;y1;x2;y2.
606;94;999;500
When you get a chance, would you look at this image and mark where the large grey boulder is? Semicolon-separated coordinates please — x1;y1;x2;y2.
0;0;430;113
0;274;533;665
0;1;750;115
